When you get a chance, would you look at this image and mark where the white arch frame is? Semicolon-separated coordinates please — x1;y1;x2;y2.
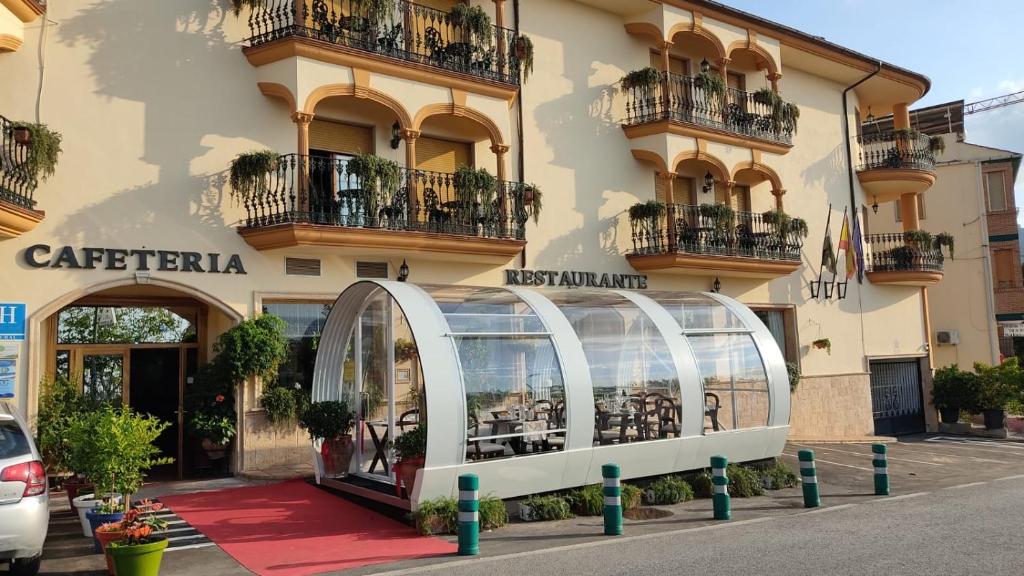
312;281;790;504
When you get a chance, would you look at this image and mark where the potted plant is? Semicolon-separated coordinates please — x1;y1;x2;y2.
11;122;62;182
694;69;726;99
932;364;979;424
13;125;31;145
107;505;170;576
514;34;534;81
973;358;1020;430
391;423;427;498
453;165;498;212
933;232;955;259
698;202;735;233
752;87;779;107
628;200;666;224
520;183;543;224
811;338;831;355
36;374;92;504
299;400;356;478
620;67;661;92
228;149;279;201
449;3;492;46
929;135;946;154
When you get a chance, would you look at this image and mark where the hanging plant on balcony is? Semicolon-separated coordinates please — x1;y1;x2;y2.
521;183;543;224
620;67;661;92
228;0;266;16
11;122;62;183
453;165;498;208
358;0;397;28
903;229;933;250
346;154;401;194
933;232;955;259
693;70;726;99
628;200;666;223
752;87;780;107
929;135;946;154
892;128;922;141
699;202;735;232
778;102;800;135
811;338;831;355
229;149;279;200
514;34;534;82
449;3;493;45
789;217;809;239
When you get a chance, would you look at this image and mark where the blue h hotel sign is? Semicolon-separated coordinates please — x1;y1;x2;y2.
0;304;27;341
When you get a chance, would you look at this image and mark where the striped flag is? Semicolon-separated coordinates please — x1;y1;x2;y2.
852;211;865;282
839;212;855;280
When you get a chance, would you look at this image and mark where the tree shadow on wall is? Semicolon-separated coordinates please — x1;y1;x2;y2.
51;0;291;247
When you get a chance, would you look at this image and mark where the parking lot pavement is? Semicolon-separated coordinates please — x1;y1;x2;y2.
20;435;1024;576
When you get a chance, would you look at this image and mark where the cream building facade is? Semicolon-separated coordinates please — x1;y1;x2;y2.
1;0;941;479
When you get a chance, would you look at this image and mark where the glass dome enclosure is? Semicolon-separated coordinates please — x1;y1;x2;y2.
312;281;789;504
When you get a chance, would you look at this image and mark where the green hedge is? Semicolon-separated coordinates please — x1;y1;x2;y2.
413;496;508;535
522;494;573;520
643;476;694;505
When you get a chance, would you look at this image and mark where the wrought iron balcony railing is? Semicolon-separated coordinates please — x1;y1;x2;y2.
239;154;529;241
864;232;944;273
0;115;37;210
856;132;935;172
623;72;795;145
630;203;803;262
247;0;521;85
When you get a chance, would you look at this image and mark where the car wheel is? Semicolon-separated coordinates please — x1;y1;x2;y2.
9;555;42;576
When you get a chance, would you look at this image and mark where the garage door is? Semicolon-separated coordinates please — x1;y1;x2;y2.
869;359;925;436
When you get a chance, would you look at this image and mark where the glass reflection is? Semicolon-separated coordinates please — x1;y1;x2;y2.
687;334;769;430
422;285;546;333
646;292;744;331
546;290;681;445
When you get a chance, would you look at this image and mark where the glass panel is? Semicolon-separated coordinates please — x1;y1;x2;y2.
646;292;745;331
755;310;786;354
357;294;391;479
687;334;769;431
82;353;124;405
0;421;30;459
546;290;682;445
460;336;566;461
55;350;71;381
422;285;546;334
262;302;332;393
986;172;1007;211
57;306;195;344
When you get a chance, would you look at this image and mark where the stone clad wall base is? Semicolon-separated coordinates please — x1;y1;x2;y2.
788;374;879;441
241;411;314;478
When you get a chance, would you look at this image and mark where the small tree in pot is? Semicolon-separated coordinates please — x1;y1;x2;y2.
300;400;356;478
390;424;427;499
931;364;980;424
973;358;1021;430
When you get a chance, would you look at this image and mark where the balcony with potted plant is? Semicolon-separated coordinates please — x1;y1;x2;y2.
856;128;940;207
234;0;530;100
231;151;538;263
864;230;953;286
0;115;60;238
626;202;807;278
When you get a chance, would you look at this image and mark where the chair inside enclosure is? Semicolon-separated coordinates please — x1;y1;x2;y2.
704;392;723;432
467;414;505;461
398;408;419;432
532;402;565;452
655;397;681;438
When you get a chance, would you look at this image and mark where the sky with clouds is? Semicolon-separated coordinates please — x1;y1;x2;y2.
723;0;1024;221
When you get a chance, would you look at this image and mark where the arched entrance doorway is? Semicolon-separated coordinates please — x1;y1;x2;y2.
31;280;242;479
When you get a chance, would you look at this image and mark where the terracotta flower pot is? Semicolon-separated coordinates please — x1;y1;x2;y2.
64;478;93;509
96;528;125;575
13;127;30;145
201;438;227;460
320;435;355;478
395;456;425;499
86;510;125;553
522;188;535;206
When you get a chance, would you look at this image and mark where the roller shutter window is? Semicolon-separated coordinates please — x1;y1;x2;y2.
734;185;751;213
416;136;472;174
994;249;1015;289
309;120;373;155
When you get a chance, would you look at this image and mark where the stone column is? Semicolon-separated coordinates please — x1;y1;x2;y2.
657;171;677;251
492;143;511;233
900;193;920;232
402;129;421;224
660;41;673;115
772;189;785;211
493;0;507;78
291;111;314;213
768;72;782;92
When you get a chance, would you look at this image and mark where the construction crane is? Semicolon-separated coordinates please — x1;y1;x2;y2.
964;90;1024;115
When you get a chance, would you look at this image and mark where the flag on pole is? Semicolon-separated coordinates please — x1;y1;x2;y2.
852;210;865;283
821;219;837;274
839;212;855;280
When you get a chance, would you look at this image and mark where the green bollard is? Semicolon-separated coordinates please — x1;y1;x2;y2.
457;474;479;556
710;455;731;520
872;444;890;496
602;463;623;536
798;449;820;508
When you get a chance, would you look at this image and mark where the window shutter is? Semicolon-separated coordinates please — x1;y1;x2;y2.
309;120;373;155
285;257;321;277
416;137;472;173
356;261;389;279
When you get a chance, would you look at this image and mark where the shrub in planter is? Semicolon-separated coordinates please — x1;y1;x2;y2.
259;384;300;424
479;496;508;530
36;373;92;485
682;471;713;499
567;483;603;516
757;459;798;490
643;475;694;505
727;464;764;498
932;364;980;423
973;358;1021;429
390;424;427;496
413;497;457;535
521;494;573;521
299;400;356;478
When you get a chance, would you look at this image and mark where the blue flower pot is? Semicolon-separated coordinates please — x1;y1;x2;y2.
86;509;125;553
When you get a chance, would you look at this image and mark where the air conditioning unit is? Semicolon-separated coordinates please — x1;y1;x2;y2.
936;330;960;345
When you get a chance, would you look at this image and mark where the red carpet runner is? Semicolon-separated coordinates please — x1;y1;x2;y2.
160;480;456;576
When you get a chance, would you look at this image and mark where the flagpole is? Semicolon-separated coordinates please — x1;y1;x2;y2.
829;206;848;299
812;203;833;299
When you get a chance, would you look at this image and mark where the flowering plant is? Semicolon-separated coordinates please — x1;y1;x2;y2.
103;500;167;545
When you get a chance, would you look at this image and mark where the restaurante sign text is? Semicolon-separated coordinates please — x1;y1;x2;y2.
504;269;647;289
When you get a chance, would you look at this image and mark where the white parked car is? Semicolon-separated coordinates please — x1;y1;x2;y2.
0;401;48;576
